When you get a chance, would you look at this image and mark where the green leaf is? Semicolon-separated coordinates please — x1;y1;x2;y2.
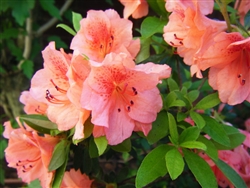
49;140;69;171
94;136;108;156
136;145;172;188
187;90;199;103
0;139;7;159
27;179;42;188
57;24;76;36
10;0;35;25
51;144;70;188
146;0;167;16
167;77;179;91
168;113;179;145
0;28;19;39
39;0;61;20
214;159;247;188
136;37;150;63
169;100;186;107
140;16;167;38
0;0;10;12
164;91;176;108
0;166;4;185
195;92;220;110
180;141;207;150
177;112;187;122
111;138;131;152
21;60;34;79
202;115;230;147
213;133;246;150
179;126;200;144
89;136;99;158
165;148;184;180
197;136;218;161
183;149;217;188
7;39;23;60
72;11;82;32
190;111;205;129
147;111;168;144
20;114;58;135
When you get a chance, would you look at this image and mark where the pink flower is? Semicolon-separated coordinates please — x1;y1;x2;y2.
119;0;148;19
70;9;140;62
245;118;250;132
163;4;226;78
234;0;250;25
165;0;214;15
60;169;93;188
19;91;47;114
81;53;171;145
4;121;60;188
198;32;250;105
29;42;91;142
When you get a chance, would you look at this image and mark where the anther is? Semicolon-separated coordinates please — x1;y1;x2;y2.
127;106;130;112
118;108;121;112
130;100;134;105
50;79;67;93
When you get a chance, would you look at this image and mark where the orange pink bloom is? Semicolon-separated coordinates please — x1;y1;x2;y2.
60;169;93;188
119;0;148;19
4;120;60;188
70;9;140;62
163;2;226;78
80;53;171;145
198;32;250;105
234;0;250;25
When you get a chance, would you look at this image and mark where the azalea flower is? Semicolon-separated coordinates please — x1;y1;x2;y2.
60;169;93;188
4;119;60;188
198;32;250;105
119;0;148;19
70;9;140;62
165;0;214;15
29;42;90;141
80;53;171;145
163;3;226;78
19;91;47;114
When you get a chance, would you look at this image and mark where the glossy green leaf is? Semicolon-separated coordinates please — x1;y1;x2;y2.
57;24;76;36
197;136;218;161
180;141;207;150
136;145;172;188
168;112;179;145
89;136;99;158
94;136;108;156
51;144;69;188
190;111;205;129
147;111;168;144
164;91;177;108
214;159;247;188
146;0;167;16
187;90;199;103
20;114;58;134
0;28;19;39
167;77;179;91
179;126;200;144
140;16;166;38
39;0;61;20
27;179;42;188
112;138;131;152
49;140;69;171
72;11;82;32
169;100;186;107
136;37;150;63
202;115;230;147
195;92;220;110
183;149;217;188
177;112;188;122
165;148;184;180
213;133;246;150
21;60;34;79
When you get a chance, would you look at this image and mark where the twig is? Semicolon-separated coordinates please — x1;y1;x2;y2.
36;0;74;37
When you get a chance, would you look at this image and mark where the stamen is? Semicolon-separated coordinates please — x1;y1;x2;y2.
130;100;134;105
50;79;67;93
118;108;121;112
132;87;138;95
237;74;246;85
127;106;130;112
35;105;45;114
174;34;183;40
45;89;66;104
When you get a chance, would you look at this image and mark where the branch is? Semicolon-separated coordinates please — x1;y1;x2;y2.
17;14;32;69
36;0;74;37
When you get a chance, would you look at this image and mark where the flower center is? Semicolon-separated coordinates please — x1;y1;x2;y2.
45;79;68;104
170;33;184;47
16;157;41;173
99;35;114;58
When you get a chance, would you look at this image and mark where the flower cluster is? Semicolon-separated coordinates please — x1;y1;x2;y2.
163;0;250;105
3;0;250;187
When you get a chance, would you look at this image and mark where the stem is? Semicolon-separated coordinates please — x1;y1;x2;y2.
36;0;74;37
216;0;232;32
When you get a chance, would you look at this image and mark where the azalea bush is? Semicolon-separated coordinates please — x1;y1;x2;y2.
1;0;250;187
